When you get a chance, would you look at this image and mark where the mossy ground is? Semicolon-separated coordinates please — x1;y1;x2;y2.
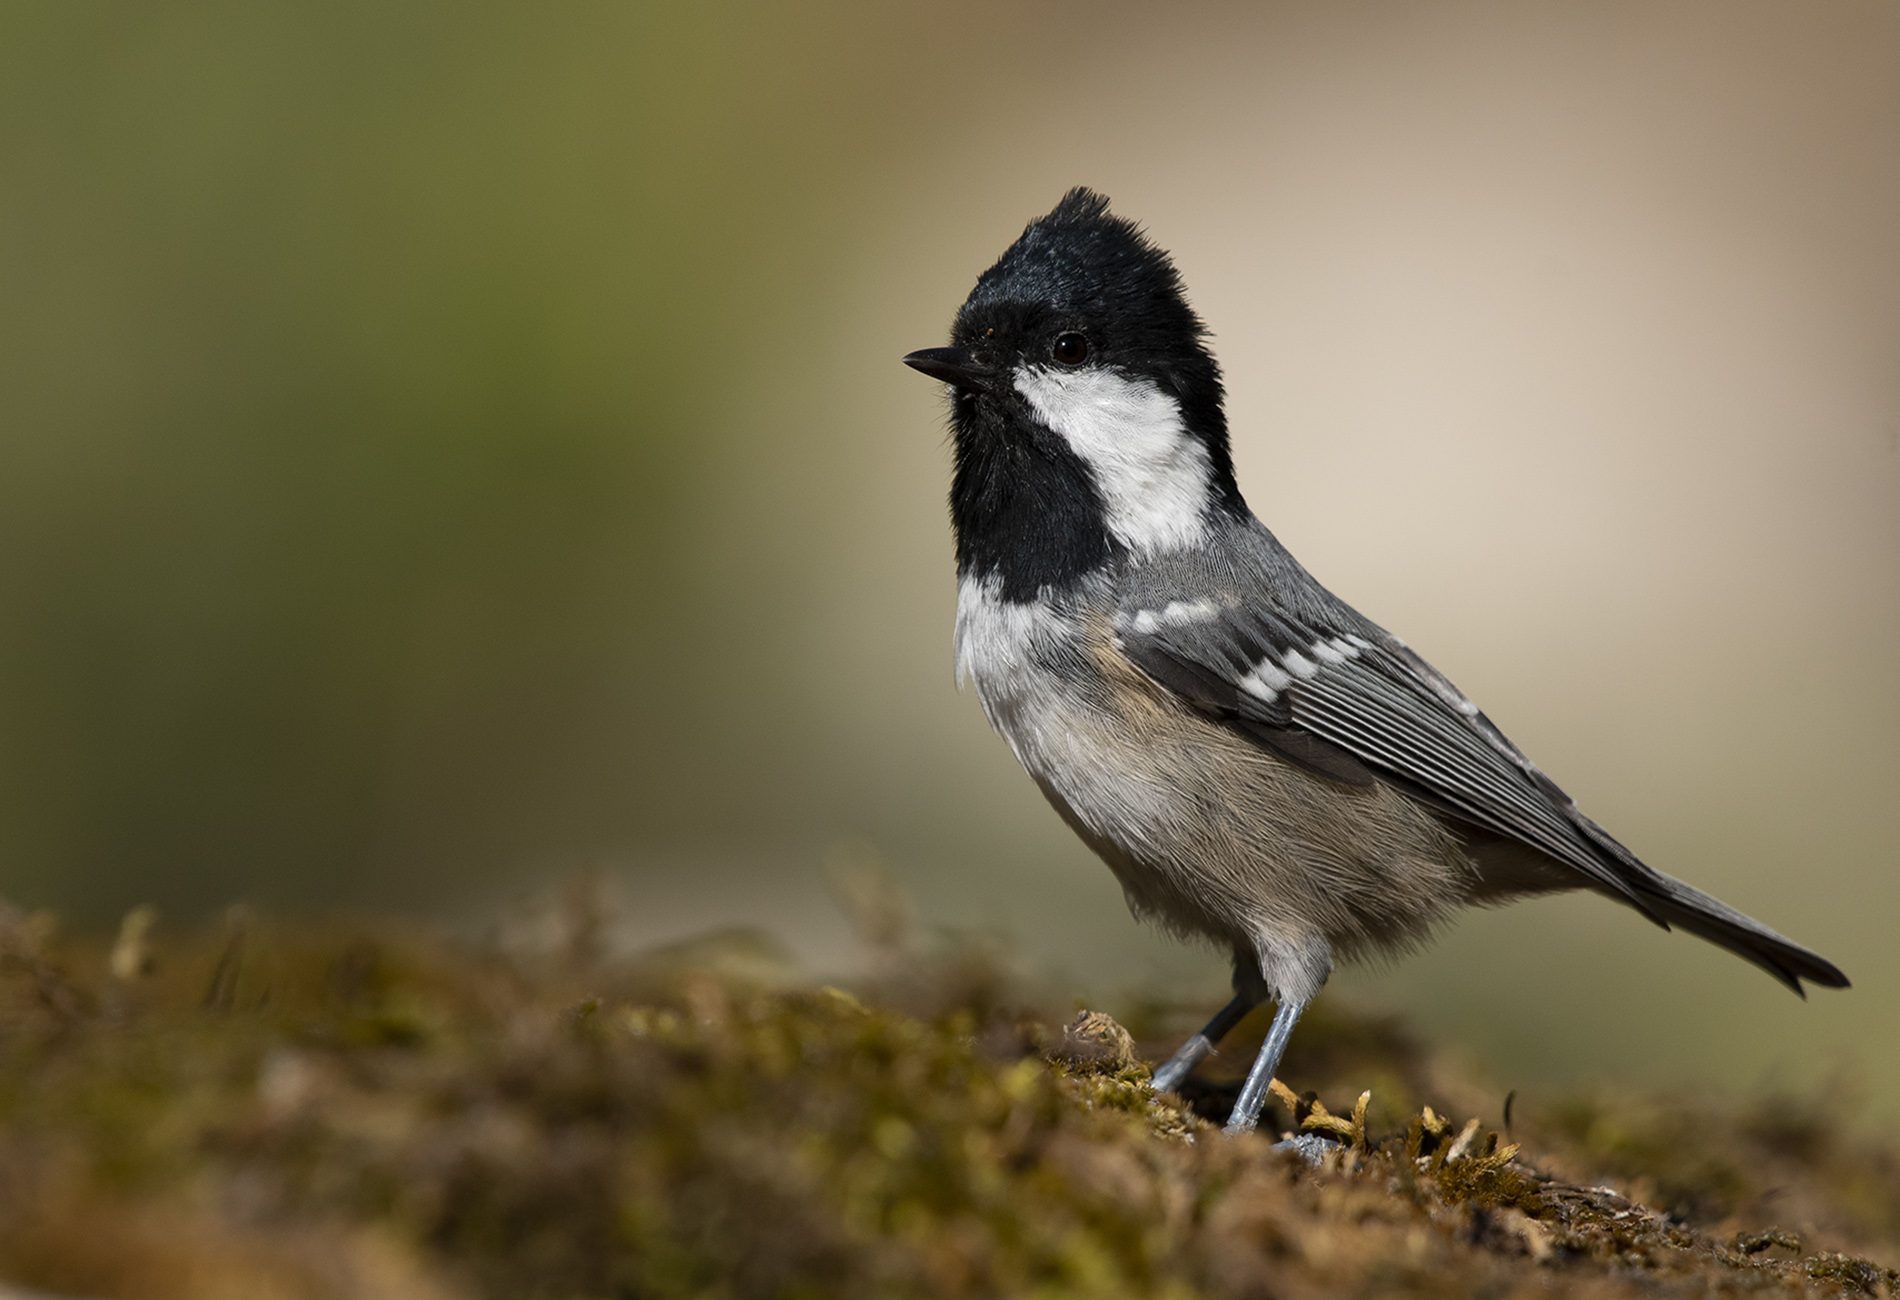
0;896;1895;1300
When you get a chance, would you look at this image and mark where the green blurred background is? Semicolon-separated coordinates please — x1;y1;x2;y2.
2;2;1896;1110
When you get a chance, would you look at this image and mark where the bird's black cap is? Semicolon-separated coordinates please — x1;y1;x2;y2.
954;188;1233;470
906;189;1247;598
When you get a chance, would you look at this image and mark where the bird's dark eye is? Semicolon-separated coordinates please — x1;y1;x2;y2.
1053;332;1090;366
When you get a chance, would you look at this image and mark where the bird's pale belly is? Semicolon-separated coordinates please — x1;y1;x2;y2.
955;578;1474;1002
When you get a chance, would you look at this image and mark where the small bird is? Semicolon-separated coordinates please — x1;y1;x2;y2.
903;188;1847;1136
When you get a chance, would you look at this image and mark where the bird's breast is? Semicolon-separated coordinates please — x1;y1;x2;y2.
951;568;1476;964
953;571;1189;846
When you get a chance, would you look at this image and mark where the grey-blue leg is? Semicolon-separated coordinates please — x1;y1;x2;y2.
1150;993;1258;1094
1223;993;1310;1137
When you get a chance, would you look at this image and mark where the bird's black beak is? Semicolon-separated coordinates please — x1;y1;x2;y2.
902;347;992;393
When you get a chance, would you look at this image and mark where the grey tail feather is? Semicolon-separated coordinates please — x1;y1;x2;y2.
1564;806;1848;996
1624;870;1849;997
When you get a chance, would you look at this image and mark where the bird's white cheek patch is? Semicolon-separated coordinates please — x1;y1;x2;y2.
1013;366;1213;555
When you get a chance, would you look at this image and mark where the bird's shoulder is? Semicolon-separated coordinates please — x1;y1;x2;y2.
1104;516;1387;696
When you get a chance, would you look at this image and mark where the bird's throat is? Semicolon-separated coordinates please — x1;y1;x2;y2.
949;405;1118;601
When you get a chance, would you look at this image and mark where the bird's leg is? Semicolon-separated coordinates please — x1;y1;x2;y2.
1149;993;1258;1094
1223;993;1309;1137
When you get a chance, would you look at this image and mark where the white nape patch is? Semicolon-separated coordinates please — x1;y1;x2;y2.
1013;365;1213;556
1280;649;1319;680
1239;656;1293;701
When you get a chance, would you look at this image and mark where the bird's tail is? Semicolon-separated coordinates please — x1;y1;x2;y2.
1564;809;1849;996
1624;869;1849;997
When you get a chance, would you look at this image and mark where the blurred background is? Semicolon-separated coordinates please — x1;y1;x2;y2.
1;1;1895;1110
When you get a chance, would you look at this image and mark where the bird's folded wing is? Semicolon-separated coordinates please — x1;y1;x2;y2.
1112;597;1656;910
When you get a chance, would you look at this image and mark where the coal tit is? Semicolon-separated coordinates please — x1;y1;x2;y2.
904;188;1848;1136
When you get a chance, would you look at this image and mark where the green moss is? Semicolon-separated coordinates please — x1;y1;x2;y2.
1804;1251;1898;1294
0;910;1896;1299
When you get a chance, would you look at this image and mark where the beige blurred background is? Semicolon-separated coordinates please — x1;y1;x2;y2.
1;2;1895;1111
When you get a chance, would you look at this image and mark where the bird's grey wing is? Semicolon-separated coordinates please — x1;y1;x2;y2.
1112;596;1658;911
1115;584;1849;995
